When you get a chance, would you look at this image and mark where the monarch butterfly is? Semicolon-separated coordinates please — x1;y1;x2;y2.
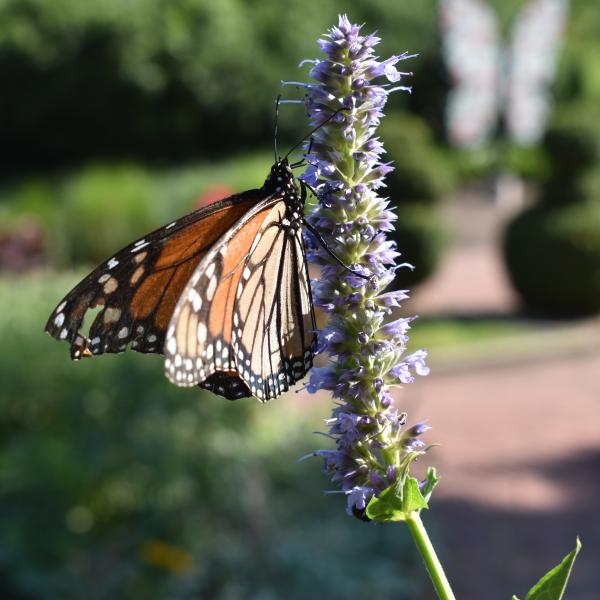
45;157;323;402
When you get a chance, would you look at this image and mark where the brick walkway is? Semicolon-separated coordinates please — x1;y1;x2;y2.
397;189;600;599
403;352;600;600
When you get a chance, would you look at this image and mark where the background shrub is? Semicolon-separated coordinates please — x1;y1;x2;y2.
390;203;449;289
380;113;452;287
381;112;455;205
0;272;420;599
503;107;600;315
0;0;438;174
503;200;600;315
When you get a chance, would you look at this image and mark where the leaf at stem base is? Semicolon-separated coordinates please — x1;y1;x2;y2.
516;537;582;600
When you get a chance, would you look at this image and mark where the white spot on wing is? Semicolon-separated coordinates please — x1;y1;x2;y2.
206;277;217;301
103;307;121;323
131;240;149;252
188;289;202;312
107;258;119;269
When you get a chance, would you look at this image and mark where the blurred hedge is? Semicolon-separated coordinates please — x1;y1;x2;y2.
0;153;273;267
503;107;600;315
380;113;452;287
0;0;438;173
504;200;600;315
2;0;600;174
0;271;421;599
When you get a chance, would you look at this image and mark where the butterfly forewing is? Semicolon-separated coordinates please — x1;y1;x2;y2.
235;209;316;400
45;192;262;360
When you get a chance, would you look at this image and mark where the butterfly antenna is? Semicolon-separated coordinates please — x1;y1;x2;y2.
284;107;348;161
274;94;282;162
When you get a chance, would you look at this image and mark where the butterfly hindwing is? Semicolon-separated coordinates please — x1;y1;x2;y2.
164;196;316;401
233;208;316;401
45;192;263;360
163;197;280;393
506;0;568;144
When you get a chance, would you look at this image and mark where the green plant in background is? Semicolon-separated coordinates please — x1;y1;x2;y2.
0;273;420;600
0;154;273;268
504;108;600;315
57;165;157;265
0;0;438;173
380;112;452;287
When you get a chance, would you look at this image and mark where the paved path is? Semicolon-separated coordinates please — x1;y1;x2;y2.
402;352;600;600
394;188;600;599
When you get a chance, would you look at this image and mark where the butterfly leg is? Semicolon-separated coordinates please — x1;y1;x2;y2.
299;180;364;276
302;219;370;281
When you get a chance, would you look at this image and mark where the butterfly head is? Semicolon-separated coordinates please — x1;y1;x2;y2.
263;158;296;196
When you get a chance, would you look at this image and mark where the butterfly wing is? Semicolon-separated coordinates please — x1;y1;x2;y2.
164;198;316;401
45;191;264;360
506;0;568;145
439;0;502;148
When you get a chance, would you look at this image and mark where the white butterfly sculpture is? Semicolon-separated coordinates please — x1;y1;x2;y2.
439;0;569;148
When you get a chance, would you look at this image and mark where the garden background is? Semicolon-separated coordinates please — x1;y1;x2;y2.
1;1;599;598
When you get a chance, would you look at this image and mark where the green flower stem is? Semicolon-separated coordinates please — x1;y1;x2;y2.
406;512;457;600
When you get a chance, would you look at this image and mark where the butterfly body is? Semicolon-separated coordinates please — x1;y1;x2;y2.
46;159;316;402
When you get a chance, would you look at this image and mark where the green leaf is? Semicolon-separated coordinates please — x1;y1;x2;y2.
401;477;429;513
365;481;405;522
522;538;582;600
512;596;520;600
365;477;429;522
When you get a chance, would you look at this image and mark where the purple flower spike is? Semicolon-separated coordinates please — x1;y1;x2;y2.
298;15;431;520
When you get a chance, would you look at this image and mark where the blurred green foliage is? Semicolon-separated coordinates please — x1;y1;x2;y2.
0;0;439;173
542;109;600;191
503;199;600;315
0;271;421;599
1;0;599;175
0;153;273;266
380;113;452;288
503;107;600;315
391;204;449;289
381;113;455;205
